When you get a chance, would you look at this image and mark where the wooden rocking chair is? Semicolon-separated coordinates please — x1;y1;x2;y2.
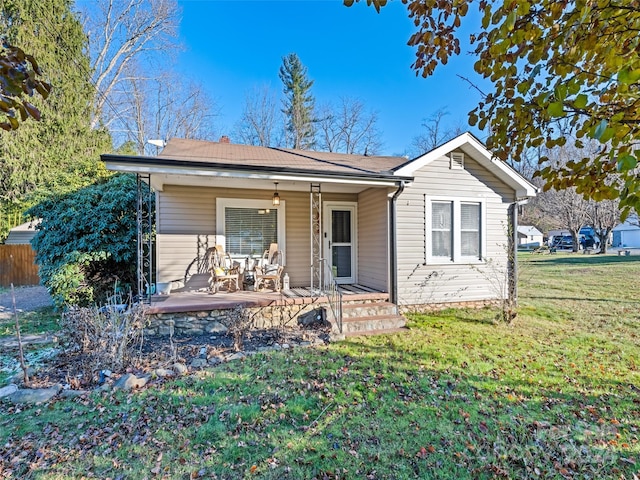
209;245;240;293
254;245;284;292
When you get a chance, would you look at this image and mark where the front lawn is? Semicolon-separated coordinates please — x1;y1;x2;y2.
1;254;639;479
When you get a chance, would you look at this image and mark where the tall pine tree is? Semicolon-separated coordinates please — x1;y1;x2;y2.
279;53;316;150
0;0;111;225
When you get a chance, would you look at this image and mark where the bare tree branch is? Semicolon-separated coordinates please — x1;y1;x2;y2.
233;86;284;147
316;97;383;155
80;0;181;129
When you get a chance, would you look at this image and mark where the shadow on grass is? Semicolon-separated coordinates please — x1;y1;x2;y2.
406;308;499;327
522;295;640;304
2;332;638;480
523;254;640;267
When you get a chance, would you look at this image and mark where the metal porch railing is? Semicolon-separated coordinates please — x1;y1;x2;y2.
321;259;343;334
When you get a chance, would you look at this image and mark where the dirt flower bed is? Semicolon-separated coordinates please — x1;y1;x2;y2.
9;327;330;390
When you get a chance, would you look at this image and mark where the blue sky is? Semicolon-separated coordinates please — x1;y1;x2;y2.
176;0;486;156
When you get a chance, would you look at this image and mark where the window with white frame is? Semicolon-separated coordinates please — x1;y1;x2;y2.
432;201;452;258
461;203;480;256
216;199;286;258
427;198;483;263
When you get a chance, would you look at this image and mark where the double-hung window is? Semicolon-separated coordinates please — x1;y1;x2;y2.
216;199;286;259
460;203;480;257
432;202;452;258
427;197;483;263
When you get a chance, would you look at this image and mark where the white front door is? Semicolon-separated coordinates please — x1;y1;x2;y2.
324;203;357;284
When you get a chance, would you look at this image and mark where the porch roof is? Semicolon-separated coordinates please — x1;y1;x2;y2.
101;138;413;190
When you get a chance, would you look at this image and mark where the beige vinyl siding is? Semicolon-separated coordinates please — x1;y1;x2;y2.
156;185;358;288
157;186;216;234
396;151;514;306
156;234;220;283
357;188;389;291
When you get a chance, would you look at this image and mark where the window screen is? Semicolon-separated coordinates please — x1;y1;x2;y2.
432;201;452;258
461;203;480;257
224;207;277;256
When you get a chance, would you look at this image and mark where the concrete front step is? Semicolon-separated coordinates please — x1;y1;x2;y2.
341;301;398;319
340;314;407;334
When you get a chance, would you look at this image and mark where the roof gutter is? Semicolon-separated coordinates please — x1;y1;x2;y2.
389;180;406;306
103;159;411;188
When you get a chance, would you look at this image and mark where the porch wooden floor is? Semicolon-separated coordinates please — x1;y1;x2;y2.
146;284;389;315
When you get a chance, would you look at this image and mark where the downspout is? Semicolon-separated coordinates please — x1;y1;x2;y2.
389;180;406;305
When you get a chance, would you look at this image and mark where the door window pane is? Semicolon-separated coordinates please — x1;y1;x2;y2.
332;210;351;243
332;245;352;277
432;202;452;257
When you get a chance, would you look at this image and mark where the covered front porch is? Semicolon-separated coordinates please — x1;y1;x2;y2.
102;138;412;334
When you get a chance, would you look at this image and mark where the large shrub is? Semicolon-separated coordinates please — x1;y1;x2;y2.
27;174;140;307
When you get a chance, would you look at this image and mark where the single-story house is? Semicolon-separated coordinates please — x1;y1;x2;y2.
517;225;543;247
101;132;536;335
612;216;640;248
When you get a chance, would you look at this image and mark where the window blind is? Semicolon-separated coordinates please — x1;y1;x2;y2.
224;207;278;256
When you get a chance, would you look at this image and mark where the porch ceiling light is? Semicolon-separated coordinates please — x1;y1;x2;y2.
272;182;280;206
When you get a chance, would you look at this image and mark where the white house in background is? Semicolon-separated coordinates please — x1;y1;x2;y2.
612;216;640;248
517;225;543;247
4;220;39;245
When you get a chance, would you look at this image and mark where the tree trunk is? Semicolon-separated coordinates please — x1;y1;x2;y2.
570;230;580;253
596;228;610;254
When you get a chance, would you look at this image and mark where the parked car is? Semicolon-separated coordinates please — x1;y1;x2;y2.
580;235;597;249
552;235;575;250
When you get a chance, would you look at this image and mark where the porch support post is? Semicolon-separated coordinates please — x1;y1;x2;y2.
137;173;153;303
310;183;322;293
389;181;405;305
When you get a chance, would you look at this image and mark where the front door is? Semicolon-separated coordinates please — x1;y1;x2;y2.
324;203;356;284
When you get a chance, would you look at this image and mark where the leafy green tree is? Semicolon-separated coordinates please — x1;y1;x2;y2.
27;174;138;308
0;0;111;210
345;0;640;214
279;53;316;150
0;41;51;131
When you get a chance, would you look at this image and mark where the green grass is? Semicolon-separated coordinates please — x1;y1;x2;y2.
0;306;60;338
1;253;639;479
0;306;60;384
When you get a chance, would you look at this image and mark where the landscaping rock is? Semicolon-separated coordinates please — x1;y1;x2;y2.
5;384;62;404
0;384;18;399
190;358;208;368
61;389;89;399
172;362;188;375
208;356;222;366
226;352;246;362
113;373;149;390
153;368;175;378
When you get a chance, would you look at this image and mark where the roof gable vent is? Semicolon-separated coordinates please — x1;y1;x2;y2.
450;152;464;169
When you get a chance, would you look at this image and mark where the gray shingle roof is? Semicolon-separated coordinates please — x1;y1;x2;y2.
158;138;408;176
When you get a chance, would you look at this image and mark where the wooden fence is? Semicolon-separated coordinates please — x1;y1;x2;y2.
0;244;40;287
